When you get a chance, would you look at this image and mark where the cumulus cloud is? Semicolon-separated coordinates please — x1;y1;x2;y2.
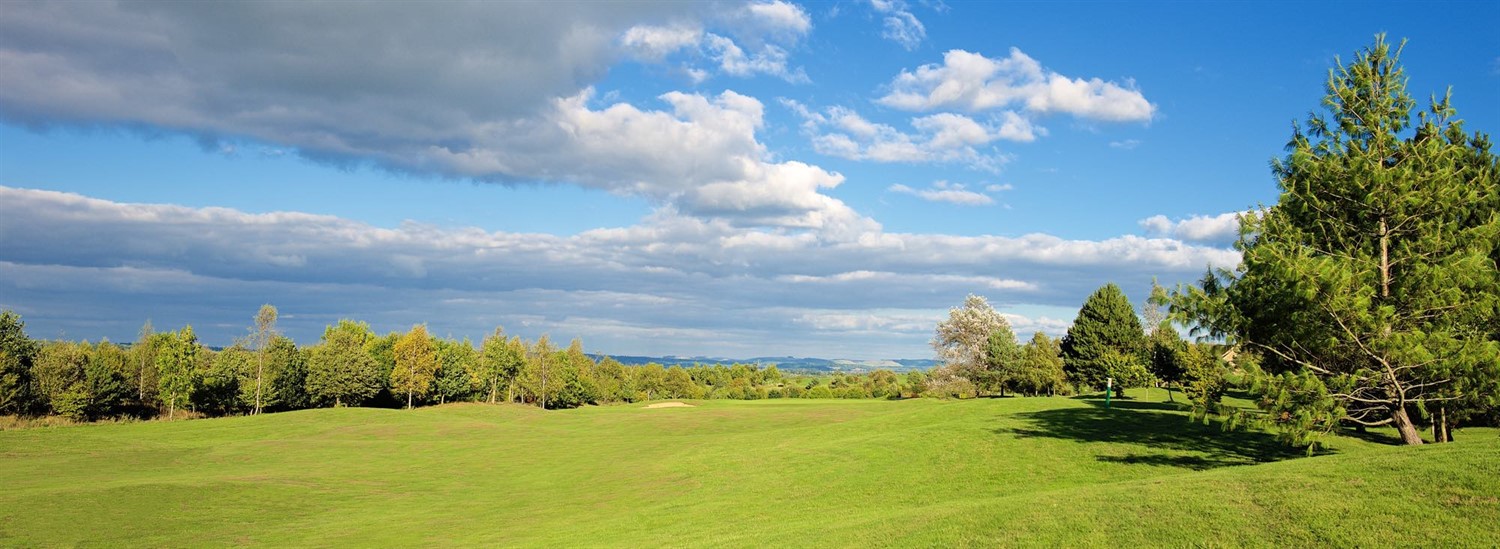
869;0;926;50
784;101;1029;171
1139;212;1246;244
1;186;1239;357
620;24;704;61
888;181;997;206
878;48;1156;121
619;1;811;82
0;2;836;231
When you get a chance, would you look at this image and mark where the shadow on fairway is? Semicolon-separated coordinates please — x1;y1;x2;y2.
995;401;1312;470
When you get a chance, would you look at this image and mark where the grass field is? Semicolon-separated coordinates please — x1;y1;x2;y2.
1;389;1497;547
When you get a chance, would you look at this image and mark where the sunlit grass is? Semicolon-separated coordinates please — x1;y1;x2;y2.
1;389;1495;546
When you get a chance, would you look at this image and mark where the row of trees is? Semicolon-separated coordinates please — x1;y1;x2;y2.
927;287;1227;407
0;308;994;422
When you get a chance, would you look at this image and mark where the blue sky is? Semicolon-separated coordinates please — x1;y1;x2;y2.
1;1;1496;359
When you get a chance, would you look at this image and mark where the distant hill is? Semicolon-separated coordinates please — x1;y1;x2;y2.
592;354;940;373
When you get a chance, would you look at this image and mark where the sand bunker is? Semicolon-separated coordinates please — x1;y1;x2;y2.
643;402;696;409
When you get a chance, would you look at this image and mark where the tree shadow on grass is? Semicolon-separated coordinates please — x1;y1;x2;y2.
995;400;1315;471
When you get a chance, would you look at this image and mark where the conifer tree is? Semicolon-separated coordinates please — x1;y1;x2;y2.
1061;284;1146;394
1175;36;1500;446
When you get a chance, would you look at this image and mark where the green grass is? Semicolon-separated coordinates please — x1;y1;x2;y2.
1;389;1496;547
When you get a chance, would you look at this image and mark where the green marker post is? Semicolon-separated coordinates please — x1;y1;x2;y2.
1105;377;1112;409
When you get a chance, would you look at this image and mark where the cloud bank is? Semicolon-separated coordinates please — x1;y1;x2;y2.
0;187;1237;358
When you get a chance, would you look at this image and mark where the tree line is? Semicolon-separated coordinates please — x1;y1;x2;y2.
0;307;983;422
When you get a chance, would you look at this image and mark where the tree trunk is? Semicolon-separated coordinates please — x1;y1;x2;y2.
168;399;175;420
489;385;497;404
254;354;264;415
1392;407;1425;445
407;391;413;409
1434;404;1450;443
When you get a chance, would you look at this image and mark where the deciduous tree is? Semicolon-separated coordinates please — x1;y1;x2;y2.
306;320;383;407
0;310;40;415
391;325;439;409
156;326;200;419
932;294;1012;397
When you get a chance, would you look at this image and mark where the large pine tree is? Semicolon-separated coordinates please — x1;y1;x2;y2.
1193;36;1500;445
1061;283;1146;393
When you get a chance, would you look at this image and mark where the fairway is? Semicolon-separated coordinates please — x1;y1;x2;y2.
2;391;1497;547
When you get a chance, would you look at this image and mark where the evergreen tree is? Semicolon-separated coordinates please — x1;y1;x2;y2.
1061;283;1146;395
1177;36;1500;446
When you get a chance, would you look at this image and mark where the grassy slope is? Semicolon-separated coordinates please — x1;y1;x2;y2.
0;390;1495;547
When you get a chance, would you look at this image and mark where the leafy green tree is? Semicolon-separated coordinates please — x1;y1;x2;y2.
125;321;166;412
307;320;383;407
1146;324;1187;402
982;327;1023;396
34;342;85;420
197;346;245;416
522;335;558;408
1175;36;1500;445
1061;284;1146;395
663;365;697;399
477;328;524;403
432;337;478;405
156;326;201;419
1016;332;1067;396
0;310;40;415
264;335;309;411
1179;343;1229;423
391;325;439;409
594;356;629;403
634;363;667;400
250;304;278;415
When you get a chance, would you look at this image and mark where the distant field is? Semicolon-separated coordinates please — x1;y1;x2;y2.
1;390;1496;547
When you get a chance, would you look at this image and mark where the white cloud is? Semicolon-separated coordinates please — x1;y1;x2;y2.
878;48;1156;122
618;1;811;82
785;102;1024;172
704;33;808;82
1139;212;1245;244
870;0;926;50
741;0;813;38
1;186;1239;357
889;181;996;206
621;24;704;61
